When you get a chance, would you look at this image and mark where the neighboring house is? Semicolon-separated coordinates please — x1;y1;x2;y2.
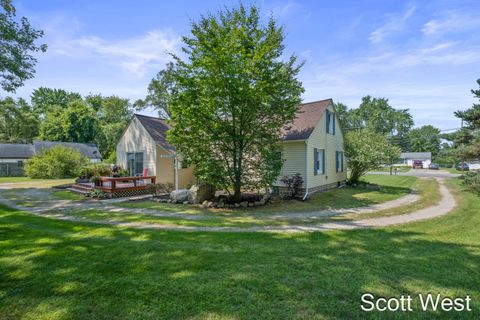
0;141;102;176
399;152;432;168
274;99;347;196
117;100;347;195
116;114;195;189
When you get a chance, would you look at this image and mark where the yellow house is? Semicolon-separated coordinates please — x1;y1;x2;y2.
117;99;346;195
116;114;195;189
275;99;347;197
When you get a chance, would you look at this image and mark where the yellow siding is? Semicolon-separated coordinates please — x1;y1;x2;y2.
274;141;306;187
306;104;347;188
116;118;157;175
154;145;195;188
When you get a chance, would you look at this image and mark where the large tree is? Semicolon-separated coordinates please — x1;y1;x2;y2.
31;87;82;116
0;0;47;93
336;96;414;150
167;4;304;201
134;62;176;118
0;96;38;142
407;125;441;157
453;79;480;160
344;129;401;183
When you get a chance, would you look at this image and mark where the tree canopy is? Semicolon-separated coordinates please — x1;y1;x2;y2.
407;125;441;157
166;4;304;201
0;96;38;142
344;129;401;183
0;0;47;92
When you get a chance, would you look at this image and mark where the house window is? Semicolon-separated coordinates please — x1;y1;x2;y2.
326;110;336;135
127;152;143;176
314;148;325;175
336;151;344;172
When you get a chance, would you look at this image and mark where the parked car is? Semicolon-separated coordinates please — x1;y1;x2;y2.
429;163;440;170
412;160;423;169
456;163;470;171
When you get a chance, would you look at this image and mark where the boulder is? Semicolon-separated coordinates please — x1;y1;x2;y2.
188;183;216;204
240;201;248;208
254;201;262;206
170;189;189;203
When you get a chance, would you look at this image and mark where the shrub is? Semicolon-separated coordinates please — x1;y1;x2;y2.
460;171;480;195
25;146;88;179
280;173;304;199
85;189;108;199
80;163;111;179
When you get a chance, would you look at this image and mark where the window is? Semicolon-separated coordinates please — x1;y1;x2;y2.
127;152;144;176
326;110;336;135
314;148;325;175
336;151;344;172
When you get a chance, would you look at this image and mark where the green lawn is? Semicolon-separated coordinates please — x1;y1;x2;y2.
117;174;418;215
0;179;478;319
0;177;37;183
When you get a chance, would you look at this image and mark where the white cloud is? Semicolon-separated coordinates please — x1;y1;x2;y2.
51;30;180;77
423;11;480;35
369;5;416;43
271;0;300;18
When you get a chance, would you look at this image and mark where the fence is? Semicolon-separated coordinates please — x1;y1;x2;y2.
0;162;25;177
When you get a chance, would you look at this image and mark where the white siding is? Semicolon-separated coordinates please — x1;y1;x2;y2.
274;141;306;187
116;118;157;175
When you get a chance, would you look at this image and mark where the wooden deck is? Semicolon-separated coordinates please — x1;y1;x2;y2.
70;176;156;197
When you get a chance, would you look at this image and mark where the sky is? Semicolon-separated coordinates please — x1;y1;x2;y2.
9;0;480;131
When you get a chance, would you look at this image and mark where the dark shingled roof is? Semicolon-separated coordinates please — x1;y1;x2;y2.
134;114;176;152
400;152;432;160
0;143;34;159
33;141;102;159
0;141;101;159
282;99;333;141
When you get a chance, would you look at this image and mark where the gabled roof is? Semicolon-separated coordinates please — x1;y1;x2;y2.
400;152;432;160
0;141;101;159
282;99;333;141
134;114;176;152
0;143;34;159
33;141;102;159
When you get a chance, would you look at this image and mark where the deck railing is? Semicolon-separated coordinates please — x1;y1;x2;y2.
94;176;156;193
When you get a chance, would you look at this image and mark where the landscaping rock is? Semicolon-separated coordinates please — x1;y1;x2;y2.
234;203;240;208
170;189;189;203
183;201;189;205
248;202;254;207
254;201;262;206
188;183;216;204
240;201;248;208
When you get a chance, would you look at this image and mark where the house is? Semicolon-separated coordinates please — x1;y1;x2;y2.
116;114;195;189
0;141;102;176
117;99;347;195
274;99;347;197
399;152;432;168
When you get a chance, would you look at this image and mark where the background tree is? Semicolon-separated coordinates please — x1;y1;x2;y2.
406;125;441;157
344;129;401;183
0;0;47;92
134;62;176;118
0;96;38;142
336;96;414;150
31;87;81;116
454;79;480;160
167;4;304;201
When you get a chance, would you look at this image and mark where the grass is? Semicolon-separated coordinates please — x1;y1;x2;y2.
117;175;418;215
0;178;478;319
0;177;35;183
51;190;84;201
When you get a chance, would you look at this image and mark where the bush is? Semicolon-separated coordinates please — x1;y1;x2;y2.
280;173;304;199
80;163;111;179
85;189;108;199
460;171;480;195
25;146;88;179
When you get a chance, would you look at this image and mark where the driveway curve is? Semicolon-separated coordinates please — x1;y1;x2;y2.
0;178;456;233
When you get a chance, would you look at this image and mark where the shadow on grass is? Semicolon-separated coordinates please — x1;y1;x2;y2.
0;204;478;319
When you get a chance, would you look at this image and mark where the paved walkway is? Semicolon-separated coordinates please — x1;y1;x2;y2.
0;178;456;233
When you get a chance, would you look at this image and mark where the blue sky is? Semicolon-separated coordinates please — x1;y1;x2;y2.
10;0;480;130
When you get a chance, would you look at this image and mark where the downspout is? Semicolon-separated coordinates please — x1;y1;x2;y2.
303;140;309;201
174;157;179;191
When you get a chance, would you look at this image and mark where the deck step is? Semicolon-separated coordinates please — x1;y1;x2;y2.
67;187;89;194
